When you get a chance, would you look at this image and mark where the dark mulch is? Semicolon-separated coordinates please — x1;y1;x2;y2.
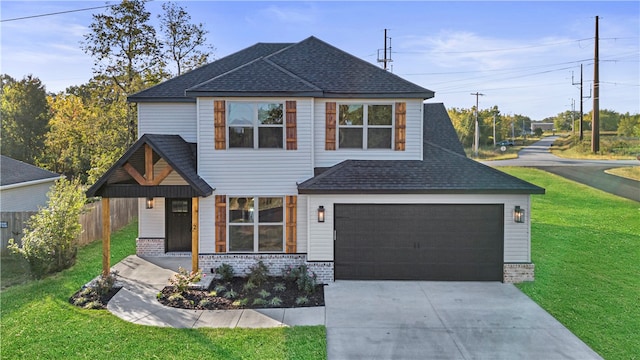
157;276;324;310
69;286;122;310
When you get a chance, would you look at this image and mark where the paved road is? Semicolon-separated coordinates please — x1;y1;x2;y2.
483;136;639;202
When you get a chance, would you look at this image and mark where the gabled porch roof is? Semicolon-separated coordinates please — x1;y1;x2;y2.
86;134;214;198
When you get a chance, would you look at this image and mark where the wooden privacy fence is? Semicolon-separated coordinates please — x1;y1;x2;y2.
1;198;138;254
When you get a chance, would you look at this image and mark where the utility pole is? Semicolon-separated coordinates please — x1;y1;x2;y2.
571;99;575;134
377;29;393;71
493;113;497;146
470;92;484;157
592;15;600;153
572;64;588;140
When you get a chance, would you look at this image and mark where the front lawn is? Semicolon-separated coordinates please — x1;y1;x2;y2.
502;168;639;360
0;220;326;359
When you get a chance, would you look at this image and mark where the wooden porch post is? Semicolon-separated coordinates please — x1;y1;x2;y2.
102;197;111;277
191;197;199;271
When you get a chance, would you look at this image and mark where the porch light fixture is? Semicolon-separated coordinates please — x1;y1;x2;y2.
146;197;154;209
317;206;325;223
514;206;525;223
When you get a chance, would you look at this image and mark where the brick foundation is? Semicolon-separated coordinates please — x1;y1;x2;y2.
199;254;334;284
136;238;164;257
503;263;535;283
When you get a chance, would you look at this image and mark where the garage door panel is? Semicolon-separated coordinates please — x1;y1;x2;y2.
335;204;503;281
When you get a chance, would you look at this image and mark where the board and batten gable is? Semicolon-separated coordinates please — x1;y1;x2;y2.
137;103;198;143
313;98;424;168
306;194;531;263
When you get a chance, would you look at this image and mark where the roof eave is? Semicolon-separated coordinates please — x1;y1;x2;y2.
184;90;324;97
127;96;196;103
297;188;546;195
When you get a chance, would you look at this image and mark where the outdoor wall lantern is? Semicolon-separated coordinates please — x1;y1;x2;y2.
317;206;325;223
514;206;525;223
146;197;154;209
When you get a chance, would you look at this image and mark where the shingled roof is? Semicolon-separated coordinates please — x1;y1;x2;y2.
129;36;434;102
1;155;60;188
297;106;545;195
86;134;213;198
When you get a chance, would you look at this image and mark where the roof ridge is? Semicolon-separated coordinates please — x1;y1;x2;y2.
185;56;265;91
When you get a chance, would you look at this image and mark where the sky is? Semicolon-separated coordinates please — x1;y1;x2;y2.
1;1;638;120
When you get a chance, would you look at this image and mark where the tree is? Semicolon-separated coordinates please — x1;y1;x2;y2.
159;2;214;76
447;108;474;147
82;0;166;146
8;178;85;278
617;114;640;137
0;74;50;164
40;94;95;181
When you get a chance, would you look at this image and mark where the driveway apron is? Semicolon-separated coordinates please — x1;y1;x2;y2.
325;281;602;360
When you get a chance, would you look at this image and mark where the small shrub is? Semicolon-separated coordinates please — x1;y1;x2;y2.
156;292;164;300
223;289;237;299
79;287;93;297
233;298;249;307
73;297;87;306
168;293;184;302
273;282;286;292
247;261;269;286
198;299;211;307
258;289;271;298
169;267;202;293
283;264;318;294
215;263;234;282
95;270;119;296
268;297;283;307
213;284;227;293
83;301;103;310
295;296;309;305
252;298;268;306
208;290;217;297
243;282;257;291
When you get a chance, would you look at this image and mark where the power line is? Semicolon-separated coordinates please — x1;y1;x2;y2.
1;4;114;22
395;37;594;55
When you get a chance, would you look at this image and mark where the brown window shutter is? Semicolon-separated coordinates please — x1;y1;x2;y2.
286;101;297;150
285;195;297;253
326;102;336;150
395;102;406;151
215;195;227;253
214;100;226;150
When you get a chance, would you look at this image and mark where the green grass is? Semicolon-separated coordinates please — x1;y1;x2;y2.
501;168;640;360
606;166;640;181
551;133;640;159
1;255;31;289
0;220;326;359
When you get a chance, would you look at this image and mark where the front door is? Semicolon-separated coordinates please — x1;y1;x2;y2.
165;198;192;252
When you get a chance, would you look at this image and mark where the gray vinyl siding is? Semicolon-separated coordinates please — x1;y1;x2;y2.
313;98;424;168
197;97;314;194
138;103;197;142
0;181;56;212
138;197;165;238
306;194;531;262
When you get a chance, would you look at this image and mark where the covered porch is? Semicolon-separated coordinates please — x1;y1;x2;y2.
86;134;213;276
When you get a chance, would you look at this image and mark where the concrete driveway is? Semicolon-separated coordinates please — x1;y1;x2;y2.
325;281;602;360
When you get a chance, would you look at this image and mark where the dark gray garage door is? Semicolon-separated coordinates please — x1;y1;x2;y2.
334;204;504;281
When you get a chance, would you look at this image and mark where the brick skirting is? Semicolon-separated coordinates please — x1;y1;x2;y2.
503;263;535;283
136;238;164;257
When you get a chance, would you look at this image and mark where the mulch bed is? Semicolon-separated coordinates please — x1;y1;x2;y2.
69;286;122;310
157;276;324;310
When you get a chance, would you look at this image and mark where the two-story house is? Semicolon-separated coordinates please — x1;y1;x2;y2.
88;36;544;283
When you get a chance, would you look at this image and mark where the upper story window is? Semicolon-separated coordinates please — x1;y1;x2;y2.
338;104;393;149
228;102;284;148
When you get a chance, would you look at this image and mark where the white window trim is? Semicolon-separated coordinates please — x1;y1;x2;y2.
227;101;285;149
227;196;285;253
337;102;395;150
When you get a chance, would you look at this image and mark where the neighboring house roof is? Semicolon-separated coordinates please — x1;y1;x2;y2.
297;106;545;195
86;134;214;198
129;36;434;102
0;155;60;189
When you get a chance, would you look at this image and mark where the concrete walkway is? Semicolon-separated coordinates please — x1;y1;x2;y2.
107;255;325;328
